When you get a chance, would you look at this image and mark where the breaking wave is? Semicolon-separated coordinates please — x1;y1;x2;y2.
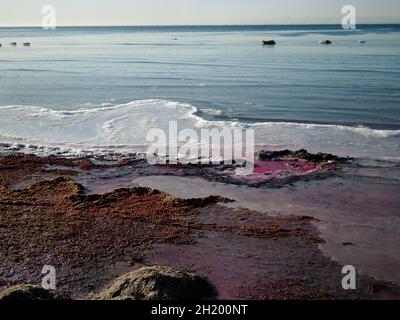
0;99;399;159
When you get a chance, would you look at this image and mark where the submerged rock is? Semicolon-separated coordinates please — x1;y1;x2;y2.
0;285;70;301
96;266;217;300
319;40;332;45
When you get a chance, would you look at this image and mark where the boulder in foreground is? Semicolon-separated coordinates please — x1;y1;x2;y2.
0;285;70;301
96;266;217;300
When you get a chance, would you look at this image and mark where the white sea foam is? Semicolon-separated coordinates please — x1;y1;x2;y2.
199;108;224;116
0;99;399;159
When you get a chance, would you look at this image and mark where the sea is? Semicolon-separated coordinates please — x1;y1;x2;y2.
0;24;399;159
1;24;400;286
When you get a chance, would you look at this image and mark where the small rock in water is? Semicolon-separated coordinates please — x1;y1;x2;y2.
319;40;332;45
342;242;354;246
23;42;31;46
262;40;276;45
10;42;17;46
358;40;366;44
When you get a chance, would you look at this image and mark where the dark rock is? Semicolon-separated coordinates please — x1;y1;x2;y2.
10;42;17;46
23;43;31;47
0;285;71;301
96;266;217;300
255;149;348;163
77;159;93;170
165;195;233;207
291;149;342;162
342;242;354;246
368;281;389;293
262;40;276;45
255;149;292;160
0;143;11;148
319;40;332;45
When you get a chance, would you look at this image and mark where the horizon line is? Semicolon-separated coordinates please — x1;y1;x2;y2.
1;22;400;28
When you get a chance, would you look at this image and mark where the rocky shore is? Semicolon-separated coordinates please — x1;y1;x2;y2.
0;152;399;300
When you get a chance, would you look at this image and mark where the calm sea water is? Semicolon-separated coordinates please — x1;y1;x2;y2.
0;25;399;158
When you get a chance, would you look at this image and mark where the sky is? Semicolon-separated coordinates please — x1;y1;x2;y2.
1;0;399;26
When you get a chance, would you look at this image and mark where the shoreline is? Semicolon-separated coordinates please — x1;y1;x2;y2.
1;151;400;299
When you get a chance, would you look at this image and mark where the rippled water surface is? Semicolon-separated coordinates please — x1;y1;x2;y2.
0;25;399;158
